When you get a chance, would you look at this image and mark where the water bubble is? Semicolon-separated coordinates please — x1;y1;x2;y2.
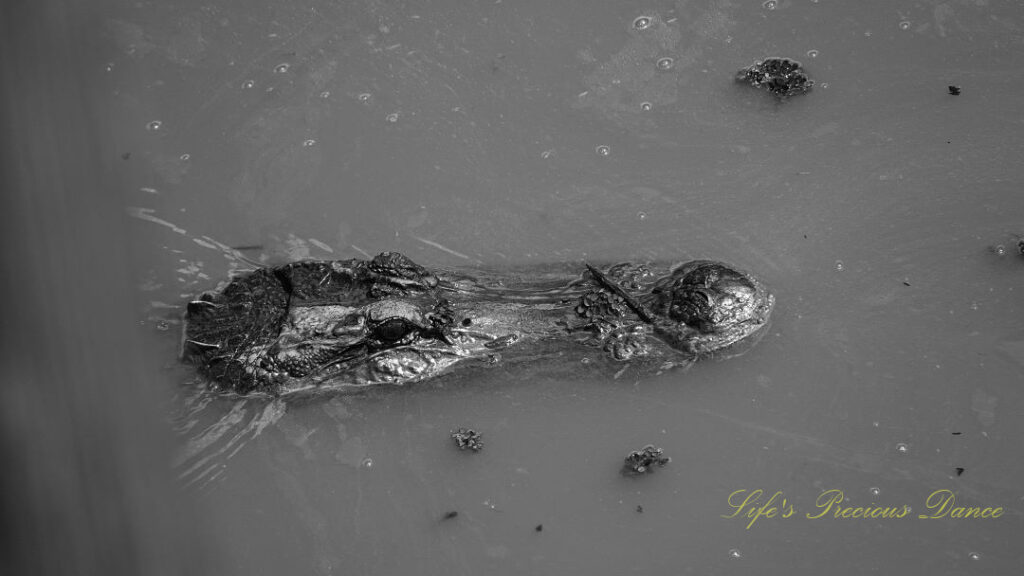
968;552;980;561
806;49;819;58
361;457;374;468
595;145;611;156
632;16;653;31
820;82;830;89
835;260;844;271
155;321;169;331
640;101;652;111
637;211;647;220
762;0;777;10
896;442;909;454
729;548;742;558
179;153;190;161
581;357;592;365
899;21;911;30
656;57;675;71
105;62;114;72
994;244;1007;256
385;112;399;123
302;139;317;147
358;92;372;103
869;487;881;496
274;62;290;73
319;90;331;99
145;120;162;132
242;79;255;89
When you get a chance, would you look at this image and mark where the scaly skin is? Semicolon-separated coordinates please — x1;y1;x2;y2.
182;252;774;394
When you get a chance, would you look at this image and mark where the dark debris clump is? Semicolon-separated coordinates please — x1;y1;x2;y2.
736;57;813;98
451;427;484;452
622;444;671;475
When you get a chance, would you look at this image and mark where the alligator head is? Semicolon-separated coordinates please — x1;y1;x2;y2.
182;252;773;394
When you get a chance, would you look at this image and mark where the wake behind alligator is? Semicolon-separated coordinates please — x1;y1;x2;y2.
182;252;774;394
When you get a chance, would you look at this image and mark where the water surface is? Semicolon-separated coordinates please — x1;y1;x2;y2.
108;0;1024;573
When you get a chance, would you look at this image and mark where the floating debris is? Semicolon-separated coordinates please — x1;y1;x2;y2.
451;427;483;452
442;510;458;520
736;57;813;97
948;85;961;95
622;444;670;475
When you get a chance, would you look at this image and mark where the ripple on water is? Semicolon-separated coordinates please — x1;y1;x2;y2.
146;120;162;131
595;145;611;156
274;62;290;73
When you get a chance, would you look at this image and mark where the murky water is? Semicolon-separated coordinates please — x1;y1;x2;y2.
103;0;1024;573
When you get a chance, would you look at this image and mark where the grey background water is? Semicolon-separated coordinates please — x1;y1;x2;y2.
101;0;1024;573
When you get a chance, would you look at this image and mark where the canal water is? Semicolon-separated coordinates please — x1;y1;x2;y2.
103;0;1024;573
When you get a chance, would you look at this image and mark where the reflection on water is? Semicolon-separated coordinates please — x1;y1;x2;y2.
104;0;1024;573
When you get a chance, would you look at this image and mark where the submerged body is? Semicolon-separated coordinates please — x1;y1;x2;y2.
182;252;774;394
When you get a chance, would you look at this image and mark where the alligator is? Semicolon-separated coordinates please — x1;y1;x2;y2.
182;252;774;394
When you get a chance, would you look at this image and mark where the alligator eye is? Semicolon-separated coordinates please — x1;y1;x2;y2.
373;318;418;344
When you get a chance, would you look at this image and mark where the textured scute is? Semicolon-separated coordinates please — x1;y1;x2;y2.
370;251;434;281
277;260;369;305
183;268;288;360
182;267;291;392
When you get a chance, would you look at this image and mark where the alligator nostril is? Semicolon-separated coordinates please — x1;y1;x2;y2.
462;318;472;326
692;288;714;306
